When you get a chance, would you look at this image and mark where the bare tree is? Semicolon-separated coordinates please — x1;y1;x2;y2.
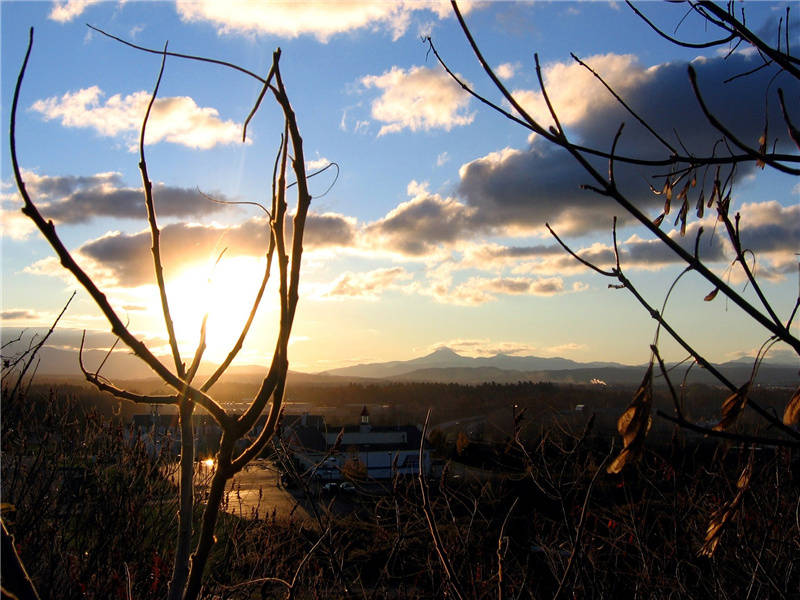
9;28;313;600
423;0;800;560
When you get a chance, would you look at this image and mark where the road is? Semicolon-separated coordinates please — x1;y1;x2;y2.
167;459;314;524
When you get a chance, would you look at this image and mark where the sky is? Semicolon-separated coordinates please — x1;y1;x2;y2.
1;0;799;376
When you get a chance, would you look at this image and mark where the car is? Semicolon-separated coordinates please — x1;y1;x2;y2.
321;482;339;493
339;482;356;493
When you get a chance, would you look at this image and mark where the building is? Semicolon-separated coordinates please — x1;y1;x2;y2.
282;406;431;480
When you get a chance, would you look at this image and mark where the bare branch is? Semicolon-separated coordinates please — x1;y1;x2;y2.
688;65;800;175
139;42;185;379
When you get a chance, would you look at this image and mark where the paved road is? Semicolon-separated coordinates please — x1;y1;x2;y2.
220;459;313;523
167;459;314;523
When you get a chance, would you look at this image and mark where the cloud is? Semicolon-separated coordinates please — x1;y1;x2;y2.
429;338;540;357
31;86;244;150
364;181;478;256
324;267;412;300
436;152;450;167
428;275;569;306
460;200;799;282
15;170;238;229
1;309;42;322
306;156;332;171
457;52;800;237
510;53;648;130
29;211;358;287
175;1;473;42
48;0;100;22
495;62;520;81
361;66;474;135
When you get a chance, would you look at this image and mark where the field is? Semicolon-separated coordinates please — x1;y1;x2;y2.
2;380;798;598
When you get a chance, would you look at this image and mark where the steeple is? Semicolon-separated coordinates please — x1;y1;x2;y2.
360;405;371;432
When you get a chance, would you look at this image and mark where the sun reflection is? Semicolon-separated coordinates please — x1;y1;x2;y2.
201;458;216;469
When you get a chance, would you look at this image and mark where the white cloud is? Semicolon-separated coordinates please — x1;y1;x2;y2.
428;338;540;357
427;275;570;306
436;151;450;167
495;62;519;81
511;53;648;129
323;267;413;300
175;1;474;42
306;156;331;171
31;86;245;151
48;0;100;23
361;66;474;135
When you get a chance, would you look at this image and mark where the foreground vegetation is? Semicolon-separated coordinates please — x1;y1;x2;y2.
3;384;797;599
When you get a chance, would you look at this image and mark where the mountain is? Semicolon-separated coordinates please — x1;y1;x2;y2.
318;347;798;386
319;347;626;379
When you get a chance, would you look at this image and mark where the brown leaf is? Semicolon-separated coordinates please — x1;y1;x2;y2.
709;173;720;208
704;288;719;302
782;386;800;426
696;191;705;218
607;363;653;474
674;200;689;236
653;213;665;227
699;453;752;557
756;130;767;169
713;383;750;431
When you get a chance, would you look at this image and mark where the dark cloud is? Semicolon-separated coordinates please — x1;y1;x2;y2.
364;187;479;255
78;212;357;286
457;53;800;237
481;199;797;276
485;277;537;294
295;212;357;248
44;184;231;223
1;309;40;321
18;170;236;225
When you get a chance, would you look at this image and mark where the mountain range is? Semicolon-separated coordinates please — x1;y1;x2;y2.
3;332;797;387
318;346;798;387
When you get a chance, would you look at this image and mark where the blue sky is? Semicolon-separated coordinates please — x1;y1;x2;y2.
2;1;798;374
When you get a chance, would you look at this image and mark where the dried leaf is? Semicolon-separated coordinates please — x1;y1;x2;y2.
696;191;705;218
736;456;753;490
713;383;749;431
608;363;653;474
704;288;719;302
782;386;800;426
709;176;720;208
674;200;689;236
653;212;665;227
698;454;752;557
756;129;767;169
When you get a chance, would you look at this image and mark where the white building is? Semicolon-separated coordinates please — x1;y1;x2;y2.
283;406;431;480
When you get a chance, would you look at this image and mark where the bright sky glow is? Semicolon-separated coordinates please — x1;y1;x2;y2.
2;1;798;375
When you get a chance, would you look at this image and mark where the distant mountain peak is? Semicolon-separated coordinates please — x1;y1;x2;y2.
428;346;460;357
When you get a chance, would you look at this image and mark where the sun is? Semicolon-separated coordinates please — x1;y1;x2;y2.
165;255;277;362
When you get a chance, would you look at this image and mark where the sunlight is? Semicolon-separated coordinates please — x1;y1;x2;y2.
166;255;277;362
201;458;216;469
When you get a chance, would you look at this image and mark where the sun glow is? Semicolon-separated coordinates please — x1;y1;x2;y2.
165;256;278;362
